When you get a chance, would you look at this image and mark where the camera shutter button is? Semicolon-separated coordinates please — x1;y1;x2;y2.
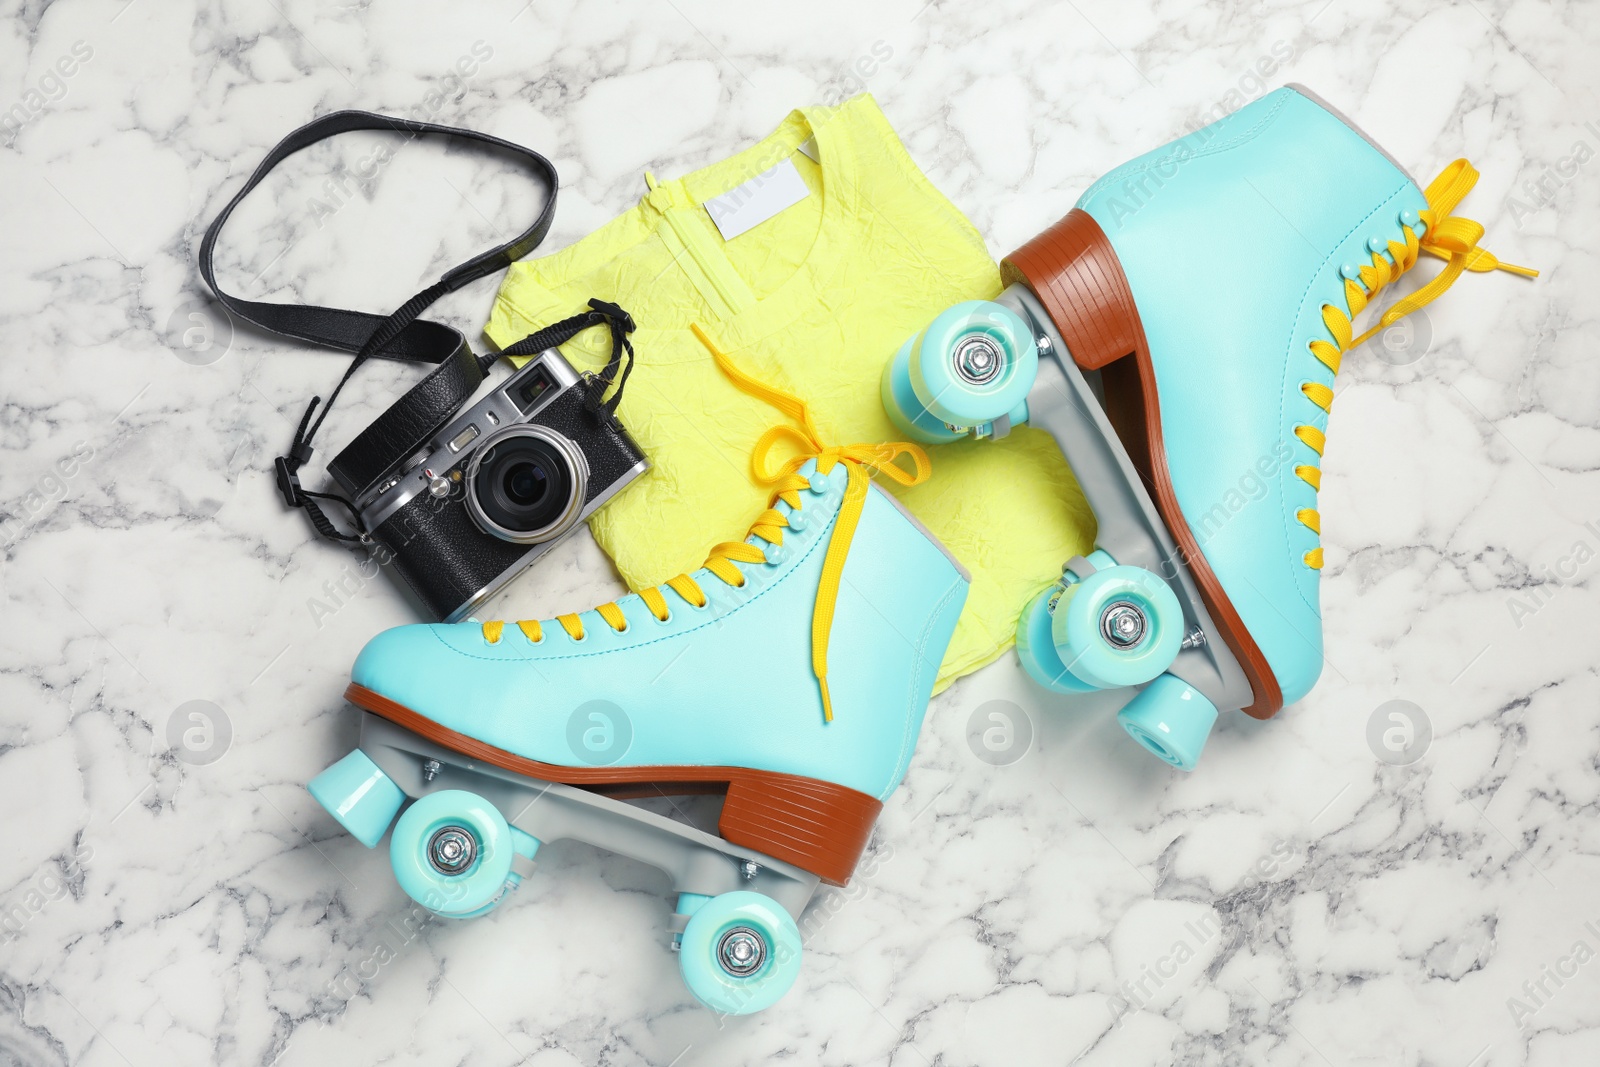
428;475;453;498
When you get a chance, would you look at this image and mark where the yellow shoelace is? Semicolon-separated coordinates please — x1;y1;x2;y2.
1294;159;1537;568
480;323;931;723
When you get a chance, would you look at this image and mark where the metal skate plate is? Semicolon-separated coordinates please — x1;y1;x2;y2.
996;284;1255;716
356;713;821;921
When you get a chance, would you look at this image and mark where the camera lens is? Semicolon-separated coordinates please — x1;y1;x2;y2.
480;439;570;532
465;427;588;544
503;460;547;508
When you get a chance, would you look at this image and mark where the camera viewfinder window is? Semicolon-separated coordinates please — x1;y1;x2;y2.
513;367;556;413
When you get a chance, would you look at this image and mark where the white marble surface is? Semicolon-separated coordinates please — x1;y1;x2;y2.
2;1;1598;1064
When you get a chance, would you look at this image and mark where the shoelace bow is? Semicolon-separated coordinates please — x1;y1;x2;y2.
1294;158;1538;568
481;323;931;723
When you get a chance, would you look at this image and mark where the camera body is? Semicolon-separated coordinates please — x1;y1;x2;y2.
335;349;647;622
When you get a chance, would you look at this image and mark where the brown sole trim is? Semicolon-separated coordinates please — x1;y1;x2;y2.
1001;209;1284;719
346;683;881;885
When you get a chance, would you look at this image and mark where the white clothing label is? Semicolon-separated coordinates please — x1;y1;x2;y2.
704;158;810;241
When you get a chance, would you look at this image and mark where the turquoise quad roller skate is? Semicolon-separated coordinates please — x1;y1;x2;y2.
882;85;1533;771
311;343;969;1016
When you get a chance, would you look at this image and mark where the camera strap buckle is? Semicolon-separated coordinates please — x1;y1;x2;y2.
272;401;366;545
274;455;304;508
274;431;317;508
587;298;635;335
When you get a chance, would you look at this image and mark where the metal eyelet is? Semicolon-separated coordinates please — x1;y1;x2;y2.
763;542;788;566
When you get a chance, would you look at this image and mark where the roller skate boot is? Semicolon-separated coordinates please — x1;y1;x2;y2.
310;334;969;1016
882;84;1534;770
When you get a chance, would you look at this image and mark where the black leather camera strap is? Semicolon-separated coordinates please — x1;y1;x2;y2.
198;110;562;542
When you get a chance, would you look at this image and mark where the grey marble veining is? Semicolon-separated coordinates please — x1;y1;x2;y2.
1;1;1597;1065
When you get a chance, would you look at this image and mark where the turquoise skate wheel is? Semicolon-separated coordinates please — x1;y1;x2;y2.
389;790;513;917
1117;673;1219;771
907;301;1038;428
678;891;802;1015
1051;564;1184;690
882;337;965;444
308;749;405;849
1015;587;1098;694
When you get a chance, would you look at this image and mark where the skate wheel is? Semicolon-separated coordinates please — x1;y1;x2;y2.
1051;564;1183;690
1117;673;1219;771
389;790;513;917
308;749;405;849
1015;587;1099;693
908;301;1037;428
678;890;802;1015
882;337;965;444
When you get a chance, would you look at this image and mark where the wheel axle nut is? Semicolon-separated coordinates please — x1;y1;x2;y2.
952;335;1004;386
427;826;477;875
1100;601;1148;648
716;926;767;977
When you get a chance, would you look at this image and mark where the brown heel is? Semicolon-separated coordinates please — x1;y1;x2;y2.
1001;208;1143;371
718;772;882;887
